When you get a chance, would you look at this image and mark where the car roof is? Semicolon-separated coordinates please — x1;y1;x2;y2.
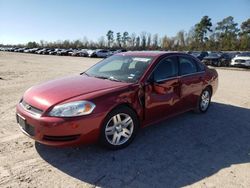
117;51;187;57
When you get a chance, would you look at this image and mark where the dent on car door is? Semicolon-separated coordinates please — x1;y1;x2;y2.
178;56;204;109
144;56;181;124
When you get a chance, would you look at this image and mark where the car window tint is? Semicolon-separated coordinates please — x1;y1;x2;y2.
196;61;205;71
192;57;205;71
223;54;230;59
154;57;178;81
179;57;197;75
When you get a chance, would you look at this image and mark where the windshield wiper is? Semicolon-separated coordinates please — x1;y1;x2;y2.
80;72;90;76
94;75;122;82
107;76;121;82
94;75;109;79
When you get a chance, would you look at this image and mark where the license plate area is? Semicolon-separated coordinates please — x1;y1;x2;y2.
16;114;35;136
17;114;26;129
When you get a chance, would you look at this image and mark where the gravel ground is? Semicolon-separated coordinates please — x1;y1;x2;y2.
0;52;250;188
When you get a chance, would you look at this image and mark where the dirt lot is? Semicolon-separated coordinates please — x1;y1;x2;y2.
0;52;250;188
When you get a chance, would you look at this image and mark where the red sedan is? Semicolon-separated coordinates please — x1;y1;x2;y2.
16;52;218;149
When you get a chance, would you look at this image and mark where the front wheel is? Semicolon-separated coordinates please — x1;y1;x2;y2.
100;106;139;150
196;88;211;113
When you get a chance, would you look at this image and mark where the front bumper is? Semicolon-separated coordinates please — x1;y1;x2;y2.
231;61;250;67
16;103;105;147
202;60;218;66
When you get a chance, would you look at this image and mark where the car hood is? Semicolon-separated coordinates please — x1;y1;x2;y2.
23;75;131;110
234;56;250;60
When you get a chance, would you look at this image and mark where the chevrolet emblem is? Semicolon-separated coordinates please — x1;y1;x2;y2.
25;104;31;110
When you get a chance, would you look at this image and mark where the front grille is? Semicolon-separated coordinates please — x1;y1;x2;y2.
43;135;80;142
23;123;35;136
20;100;43;116
203;60;215;65
235;59;246;63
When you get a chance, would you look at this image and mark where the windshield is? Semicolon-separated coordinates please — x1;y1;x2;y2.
191;52;201;57
85;55;153;83
207;53;221;58
237;52;250;57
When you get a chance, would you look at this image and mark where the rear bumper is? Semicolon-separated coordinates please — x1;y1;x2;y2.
16;103;105;147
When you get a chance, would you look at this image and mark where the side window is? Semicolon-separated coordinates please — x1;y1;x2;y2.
153;57;178;81
179;56;197;75
222;54;229;59
196;61;205;71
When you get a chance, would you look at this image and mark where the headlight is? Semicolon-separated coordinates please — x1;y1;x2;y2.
49;101;96;117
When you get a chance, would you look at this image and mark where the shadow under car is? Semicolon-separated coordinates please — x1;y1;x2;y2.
35;102;250;188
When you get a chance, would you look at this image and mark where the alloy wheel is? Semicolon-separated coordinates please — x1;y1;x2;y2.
200;90;210;111
105;113;134;146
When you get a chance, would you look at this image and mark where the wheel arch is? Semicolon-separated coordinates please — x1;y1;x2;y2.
105;102;141;127
205;85;213;96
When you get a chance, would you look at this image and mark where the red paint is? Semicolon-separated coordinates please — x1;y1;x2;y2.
16;52;218;147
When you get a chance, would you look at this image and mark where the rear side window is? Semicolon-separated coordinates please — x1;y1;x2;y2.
153;56;178;81
222;54;230;59
179;57;197;75
196;61;205;71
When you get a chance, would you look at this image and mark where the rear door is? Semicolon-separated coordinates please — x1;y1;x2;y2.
178;55;204;110
144;56;181;124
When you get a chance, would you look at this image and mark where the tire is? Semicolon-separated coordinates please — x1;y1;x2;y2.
217;61;221;67
195;88;211;113
100;106;139;150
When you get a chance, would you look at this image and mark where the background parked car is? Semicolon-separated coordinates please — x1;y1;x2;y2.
24;48;31;53
89;49;111;58
16;47;28;53
202;52;231;67
57;49;73;56
226;51;240;59
29;48;41;53
42;49;54;55
71;49;89;57
231;52;250;68
189;51;208;61
36;48;49;54
10;47;19;52
68;49;78;56
49;49;61;55
109;49;127;56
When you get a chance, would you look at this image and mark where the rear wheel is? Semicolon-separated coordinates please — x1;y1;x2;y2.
100;106;139;150
196;88;211;113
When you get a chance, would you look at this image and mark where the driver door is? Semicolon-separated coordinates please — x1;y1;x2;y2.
144;56;181;125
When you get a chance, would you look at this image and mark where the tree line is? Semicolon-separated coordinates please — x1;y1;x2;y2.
2;16;250;51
